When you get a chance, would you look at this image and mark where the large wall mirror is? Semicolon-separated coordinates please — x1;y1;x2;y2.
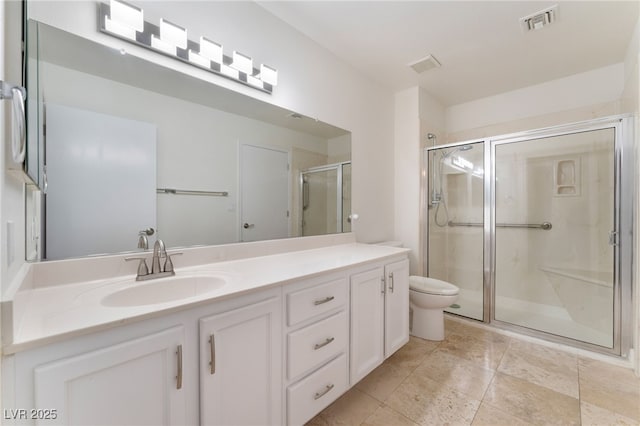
25;20;352;261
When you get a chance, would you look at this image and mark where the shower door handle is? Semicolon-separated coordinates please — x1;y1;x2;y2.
608;231;618;246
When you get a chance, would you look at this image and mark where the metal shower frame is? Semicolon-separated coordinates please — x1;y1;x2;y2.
420;114;634;357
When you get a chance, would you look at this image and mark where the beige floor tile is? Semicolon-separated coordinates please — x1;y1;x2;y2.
362;405;420;426
357;335;442;402
386;336;440;370
581;401;639;426
483;372;580;425
498;339;579;398
578;357;640;422
385;372;481;425
444;316;460;336
355;362;412;402
437;331;510;371
471;402;531;426
312;388;381;426
413;350;495;400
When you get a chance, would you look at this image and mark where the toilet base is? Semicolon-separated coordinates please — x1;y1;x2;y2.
410;304;445;341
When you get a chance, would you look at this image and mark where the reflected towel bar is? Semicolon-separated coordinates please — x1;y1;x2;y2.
157;188;229;197
448;221;552;230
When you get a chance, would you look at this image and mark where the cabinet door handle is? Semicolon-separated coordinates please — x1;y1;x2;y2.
380;277;385;294
389;272;395;293
176;345;183;390
314;337;335;350
314;384;334;400
209;334;216;375
314;296;334;306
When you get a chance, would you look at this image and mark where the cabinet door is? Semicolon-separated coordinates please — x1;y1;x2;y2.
34;326;186;426
349;267;385;385
385;259;410;357
200;296;282;426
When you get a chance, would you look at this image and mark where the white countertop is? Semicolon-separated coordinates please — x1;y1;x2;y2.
5;243;409;354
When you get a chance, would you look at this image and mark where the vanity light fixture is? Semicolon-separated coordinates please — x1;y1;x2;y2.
159;19;187;49
199;37;223;64
98;0;278;94
258;64;278;86
105;0;143;40
150;34;177;55
230;51;253;75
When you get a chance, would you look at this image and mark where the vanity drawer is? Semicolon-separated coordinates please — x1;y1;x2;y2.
287;310;347;380
287;278;347;326
287;353;348;426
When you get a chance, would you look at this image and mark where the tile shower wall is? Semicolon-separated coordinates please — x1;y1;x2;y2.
494;135;614;308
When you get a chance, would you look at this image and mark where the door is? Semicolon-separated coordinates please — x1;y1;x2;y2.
45;103;156;260
426;141;485;321
240;144;289;242
301;167;339;236
34;327;186;425
385;259;410;357
493;127;616;348
350;267;385;384
200;297;282;426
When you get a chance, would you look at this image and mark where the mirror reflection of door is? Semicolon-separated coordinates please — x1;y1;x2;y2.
300;162;351;237
240;144;290;242
45;103;157;260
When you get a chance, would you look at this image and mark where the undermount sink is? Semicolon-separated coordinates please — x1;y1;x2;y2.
102;274;226;307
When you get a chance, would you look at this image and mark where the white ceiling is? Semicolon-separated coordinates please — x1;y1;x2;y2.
258;1;639;106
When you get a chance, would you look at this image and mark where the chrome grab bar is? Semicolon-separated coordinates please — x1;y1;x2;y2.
157;188;229;197
448;221;552;230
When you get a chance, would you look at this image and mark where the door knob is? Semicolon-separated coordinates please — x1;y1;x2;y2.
243;223;255;229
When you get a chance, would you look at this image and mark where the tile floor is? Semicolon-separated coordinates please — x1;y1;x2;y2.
307;317;640;426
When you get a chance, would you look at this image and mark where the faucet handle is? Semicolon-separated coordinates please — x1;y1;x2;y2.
125;256;150;278
164;252;183;274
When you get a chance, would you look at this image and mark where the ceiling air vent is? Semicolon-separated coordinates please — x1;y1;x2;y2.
408;54;441;74
520;5;557;32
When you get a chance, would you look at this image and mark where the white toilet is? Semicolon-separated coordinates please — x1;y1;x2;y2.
409;276;459;341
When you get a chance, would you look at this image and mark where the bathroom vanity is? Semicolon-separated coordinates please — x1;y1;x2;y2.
1;240;409;425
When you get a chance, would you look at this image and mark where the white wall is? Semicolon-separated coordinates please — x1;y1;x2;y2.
3;1;395;292
393;88;420;273
621;19;640;376
446;63;625;142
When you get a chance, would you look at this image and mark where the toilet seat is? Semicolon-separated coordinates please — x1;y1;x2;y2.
409;276;459;296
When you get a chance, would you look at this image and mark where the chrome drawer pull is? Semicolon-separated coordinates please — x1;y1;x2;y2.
314;296;335;306
314;337;335;350
314;384;334;400
209;334;216;375
389;272;395;293
176;345;183;390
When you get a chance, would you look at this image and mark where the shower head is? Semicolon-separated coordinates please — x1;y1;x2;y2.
442;144;473;159
427;133;437;140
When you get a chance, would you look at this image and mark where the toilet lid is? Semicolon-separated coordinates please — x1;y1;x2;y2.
409;276;459;296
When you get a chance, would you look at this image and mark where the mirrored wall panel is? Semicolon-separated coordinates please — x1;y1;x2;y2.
25;21;351;261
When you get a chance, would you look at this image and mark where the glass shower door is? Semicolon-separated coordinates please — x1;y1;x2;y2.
427;141;485;321
493;128;616;348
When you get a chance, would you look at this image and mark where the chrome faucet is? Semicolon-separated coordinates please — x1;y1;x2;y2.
152;239;166;274
125;239;182;281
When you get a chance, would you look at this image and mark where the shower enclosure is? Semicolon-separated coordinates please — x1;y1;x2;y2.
423;115;633;355
300;162;351;236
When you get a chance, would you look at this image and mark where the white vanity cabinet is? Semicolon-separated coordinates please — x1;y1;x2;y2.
4;247;410;426
199;296;282;426
384;259;410;356
31;326;187;426
350;258;410;384
283;274;350;425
